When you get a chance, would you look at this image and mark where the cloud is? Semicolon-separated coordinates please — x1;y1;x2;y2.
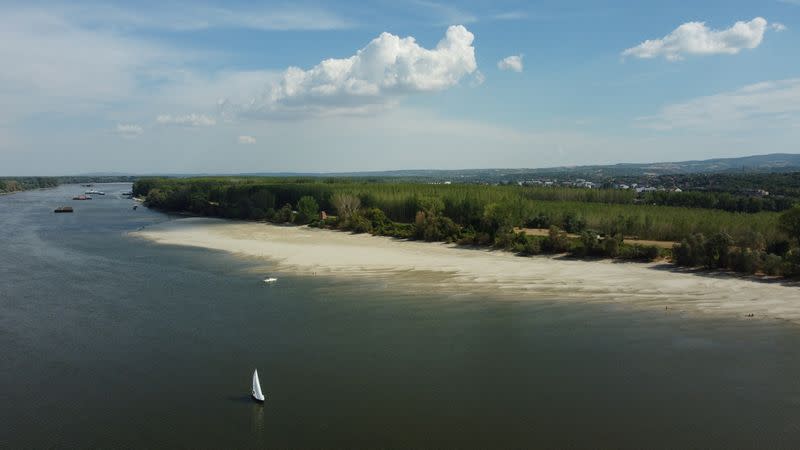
470;70;486;87
622;17;769;61
497;55;523;72
407;2;529;25
156;114;216;127
54;3;352;31
636;78;800;131
115;123;143;138
492;11;527;20
0;7;186;123
227;25;478;119
771;22;788;32
238;135;257;144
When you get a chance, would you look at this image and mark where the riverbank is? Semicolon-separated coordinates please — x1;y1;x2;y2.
133;217;800;323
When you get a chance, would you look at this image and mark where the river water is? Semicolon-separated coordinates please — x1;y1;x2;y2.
2;184;800;448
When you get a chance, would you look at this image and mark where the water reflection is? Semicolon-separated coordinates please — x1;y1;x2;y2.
251;403;265;435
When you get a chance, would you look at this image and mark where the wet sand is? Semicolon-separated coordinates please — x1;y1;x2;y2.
134;217;800;323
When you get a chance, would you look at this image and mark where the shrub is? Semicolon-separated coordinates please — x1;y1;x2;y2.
525;213;552;229
543;226;570;253
673;233;706;267
347;213;372;234
779;206;800;244
391;223;415;239
362;208;393;235
331;193;360;219
767;240;791;257
274;203;294;223
562;212;586;233
475;233;493;246
643;245;661;261
296;196;319;224
414;210;462;242
737;230;766;252
519;236;543;255
704;232;734;269
494;231;519;249
619;244;661;261
784;248;800;277
573;230;601;257
763;253;784;276
603;234;622;258
730;248;760;274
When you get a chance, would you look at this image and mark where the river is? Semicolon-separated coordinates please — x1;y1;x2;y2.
1;184;799;448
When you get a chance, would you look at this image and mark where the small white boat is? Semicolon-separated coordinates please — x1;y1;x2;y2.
252;369;265;403
263;277;278;284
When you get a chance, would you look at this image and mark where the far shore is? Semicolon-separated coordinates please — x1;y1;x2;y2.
133;217;800;324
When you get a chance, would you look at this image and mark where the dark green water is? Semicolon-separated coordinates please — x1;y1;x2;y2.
2;184;800;448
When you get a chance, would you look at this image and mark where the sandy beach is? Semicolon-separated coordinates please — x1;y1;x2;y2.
134;217;800;323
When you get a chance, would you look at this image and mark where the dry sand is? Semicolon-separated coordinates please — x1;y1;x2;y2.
133;217;800;323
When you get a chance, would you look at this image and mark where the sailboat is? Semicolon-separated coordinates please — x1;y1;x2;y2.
252;369;265;403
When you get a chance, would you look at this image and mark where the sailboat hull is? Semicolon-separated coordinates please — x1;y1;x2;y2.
252;395;265;403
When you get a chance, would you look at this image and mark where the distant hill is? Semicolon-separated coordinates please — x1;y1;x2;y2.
594;153;800;175
67;153;800;181
240;153;800;180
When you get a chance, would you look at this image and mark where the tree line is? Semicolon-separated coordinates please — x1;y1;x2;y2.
0;176;138;194
0;177;59;193
133;177;800;277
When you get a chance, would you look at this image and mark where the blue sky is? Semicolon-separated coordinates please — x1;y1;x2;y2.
1;0;798;175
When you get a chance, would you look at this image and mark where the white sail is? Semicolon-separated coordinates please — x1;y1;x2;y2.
252;369;265;402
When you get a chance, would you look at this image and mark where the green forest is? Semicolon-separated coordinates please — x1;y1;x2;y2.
0;176;137;194
0;177;59;193
133;177;800;278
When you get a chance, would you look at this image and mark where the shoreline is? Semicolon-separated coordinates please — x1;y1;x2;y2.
132;217;800;323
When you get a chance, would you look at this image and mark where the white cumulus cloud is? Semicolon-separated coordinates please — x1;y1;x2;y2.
622;17;769;61
227;25;477;119
115;123;143;138
238;135;257;144
497;54;523;72
156;113;216;127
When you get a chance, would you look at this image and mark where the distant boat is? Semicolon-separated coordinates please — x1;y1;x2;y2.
263;277;278;284
85;190;105;195
252;369;265;403
54;206;73;213
72;195;92;200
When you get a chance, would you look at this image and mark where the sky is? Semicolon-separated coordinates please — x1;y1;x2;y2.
1;0;799;175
